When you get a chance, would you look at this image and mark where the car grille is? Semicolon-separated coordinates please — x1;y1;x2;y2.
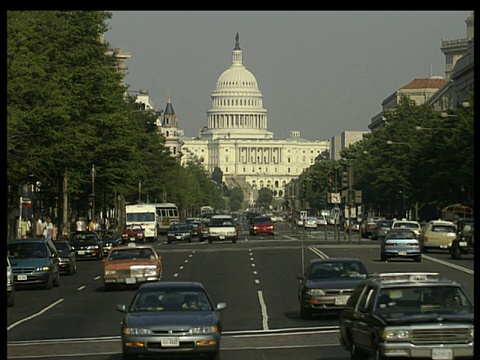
411;328;472;344
13;267;36;274
325;289;354;295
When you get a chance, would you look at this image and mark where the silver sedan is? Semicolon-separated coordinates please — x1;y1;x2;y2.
380;229;421;262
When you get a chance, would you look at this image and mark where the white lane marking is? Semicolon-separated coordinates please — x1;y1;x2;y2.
7;298;64;331
422;254;474;275
257;290;269;330
94;275;101;280
77;286;86;291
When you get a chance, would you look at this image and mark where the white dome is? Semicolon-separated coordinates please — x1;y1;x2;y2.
216;65;259;90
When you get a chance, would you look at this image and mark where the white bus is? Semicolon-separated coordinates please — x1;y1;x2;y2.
125;204;157;241
154;203;180;234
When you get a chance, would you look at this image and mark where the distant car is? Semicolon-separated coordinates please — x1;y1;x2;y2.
450;218;474;259
339;272;474;360
296;218;304;227
296;257;368;319
208;215;237;243
303;217;318;230
116;281;227;360
391;219;422;238
380;228;421;262
419;219;457;252
186;217;201;238
7;256;14;307
103;244;163;291
53;240;77;275
371;219;394;240
197;220;210;242
70;231;104;260
166;223;193;244
99;229;122;256
249;215;275;236
316;215;328;226
360;217;384;238
7;238;60;289
121;224;146;244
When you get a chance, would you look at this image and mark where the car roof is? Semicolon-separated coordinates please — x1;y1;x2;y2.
309;257;364;264
112;244;156;250
427;219;456;225
366;272;458;287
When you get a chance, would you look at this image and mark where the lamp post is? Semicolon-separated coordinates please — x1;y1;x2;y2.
386;140;413;149
91;165;96;220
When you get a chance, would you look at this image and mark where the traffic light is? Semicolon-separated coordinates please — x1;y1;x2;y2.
88;194;94;208
327;171;334;187
302;179;307;196
341;171;348;189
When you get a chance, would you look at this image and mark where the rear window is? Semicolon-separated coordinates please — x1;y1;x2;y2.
431;225;456;233
253;217;273;224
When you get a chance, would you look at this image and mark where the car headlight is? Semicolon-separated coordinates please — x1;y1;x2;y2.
123;327;152;335
189;325;218;334
36;266;50;272
382;328;412;340
306;288;326;296
143;267;158;276
105;269;117;276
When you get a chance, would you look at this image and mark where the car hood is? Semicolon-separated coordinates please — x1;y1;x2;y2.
9;257;50;267
380;311;474;324
306;278;365;289
105;259;159;269
124;311;218;327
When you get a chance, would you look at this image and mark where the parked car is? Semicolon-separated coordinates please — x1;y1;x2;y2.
391;219;422;238
360;217;384;238
166;223;193;244
419;219;457;253
186;217;201;238
316;215;328;226
249;215;275;236
339;272;474;360
7;256;14;307
451;218;474;259
7;238;60;289
103;244;162;291
303;217;318;230
197;220;210;242
380;228;421;262
70;231;104;260
116;281;227;360
296;257;368;319
371;219;393;240
99;229;122;256
53;240;77;275
121;224;146;244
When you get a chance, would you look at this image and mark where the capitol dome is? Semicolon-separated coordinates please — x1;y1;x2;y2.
202;33;272;140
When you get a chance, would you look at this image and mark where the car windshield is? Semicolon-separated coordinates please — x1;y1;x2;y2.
308;261;367;279
8;243;47;259
171;224;189;231
375;286;472;316
377;220;393;227
253;217;272;224
53;242;69;251
130;289;213;312
71;233;98;242
387;231;416;239
210;219;233;227
393;222;419;230
108;248;155;261
432;225;456;233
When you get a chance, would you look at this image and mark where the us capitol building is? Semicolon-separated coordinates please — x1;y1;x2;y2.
166;34;330;206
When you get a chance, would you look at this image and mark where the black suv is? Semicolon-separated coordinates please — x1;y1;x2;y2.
450;218;474;259
339;272;474;360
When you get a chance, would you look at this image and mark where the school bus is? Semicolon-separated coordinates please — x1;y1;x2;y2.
441;204;473;223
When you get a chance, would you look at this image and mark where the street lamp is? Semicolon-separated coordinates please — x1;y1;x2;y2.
91;165;96;220
386;140;413;149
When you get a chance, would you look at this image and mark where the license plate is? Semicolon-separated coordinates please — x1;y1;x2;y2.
17;274;27;281
432;348;453;359
334;296;348;305
130;237;135;241
161;337;180;347
125;277;136;284
220;236;225;240
176;235;181;239
398;251;407;256
78;250;86;255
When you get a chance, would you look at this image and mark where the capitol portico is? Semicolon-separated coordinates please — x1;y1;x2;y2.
179;34;330;206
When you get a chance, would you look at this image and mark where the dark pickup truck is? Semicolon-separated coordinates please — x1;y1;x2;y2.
450;218;474;259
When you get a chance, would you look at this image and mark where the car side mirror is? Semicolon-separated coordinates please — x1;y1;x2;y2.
116;304;127;313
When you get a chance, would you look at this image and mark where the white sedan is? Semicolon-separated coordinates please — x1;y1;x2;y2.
304;217;318;230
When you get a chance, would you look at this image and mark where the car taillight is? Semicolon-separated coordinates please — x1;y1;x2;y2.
138;233;144;238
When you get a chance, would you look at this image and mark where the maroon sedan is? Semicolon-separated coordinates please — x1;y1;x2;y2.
121;224;146;244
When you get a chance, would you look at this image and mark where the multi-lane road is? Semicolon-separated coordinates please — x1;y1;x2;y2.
7;221;474;359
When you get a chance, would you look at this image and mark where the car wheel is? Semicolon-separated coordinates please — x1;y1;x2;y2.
53;272;60;287
7;293;14;307
451;243;462;259
380;253;387;262
300;306;312;319
414;256;421;262
104;283;114;291
45;275;53;290
208;239;213;244
351;342;368;360
232;237;237;243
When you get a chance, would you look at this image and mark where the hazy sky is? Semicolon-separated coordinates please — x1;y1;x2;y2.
104;11;472;141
